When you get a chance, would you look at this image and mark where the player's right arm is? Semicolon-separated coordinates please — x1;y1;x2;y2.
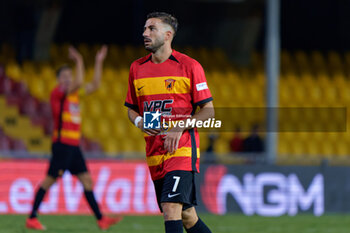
125;63;160;136
127;108;160;136
67;46;85;94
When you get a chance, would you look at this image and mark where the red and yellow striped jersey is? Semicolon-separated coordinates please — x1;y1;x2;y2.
51;86;82;146
125;50;213;180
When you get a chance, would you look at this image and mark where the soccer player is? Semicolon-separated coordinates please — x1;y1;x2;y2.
26;46;122;230
125;12;213;233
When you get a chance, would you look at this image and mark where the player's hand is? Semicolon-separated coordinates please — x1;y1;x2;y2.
163;126;184;154
96;45;108;63
138;119;161;136
68;46;83;63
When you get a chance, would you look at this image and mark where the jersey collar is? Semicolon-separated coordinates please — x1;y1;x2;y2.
141;50;179;65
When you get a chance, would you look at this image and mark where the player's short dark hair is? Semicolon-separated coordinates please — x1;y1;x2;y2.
147;12;178;35
56;64;71;77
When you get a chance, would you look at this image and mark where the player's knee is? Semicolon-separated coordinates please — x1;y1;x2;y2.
78;173;93;190
41;176;57;190
83;178;93;190
161;202;182;221
182;207;198;229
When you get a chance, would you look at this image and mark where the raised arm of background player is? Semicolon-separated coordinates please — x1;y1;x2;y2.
67;46;85;94
85;45;108;94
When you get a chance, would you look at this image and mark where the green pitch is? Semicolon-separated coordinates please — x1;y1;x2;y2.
1;214;349;233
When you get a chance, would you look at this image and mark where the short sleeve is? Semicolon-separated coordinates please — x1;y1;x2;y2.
191;61;213;106
124;63;139;112
51;87;65;102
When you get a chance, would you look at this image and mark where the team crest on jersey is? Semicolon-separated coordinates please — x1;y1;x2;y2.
165;79;176;91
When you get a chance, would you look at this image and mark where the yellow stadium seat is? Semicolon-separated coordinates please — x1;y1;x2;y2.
304;139;322;156
28;78;46;100
111;119;129;138
50;44;59;60
102;68;116;83
288;139;305;156
22;61;37;75
95;121;112;138
246;83;264;106
84;99;103;117
293;86;307;106
77;44;90;58
103;100;119;119
123;45;139;64
323;86;338;105
281;50;292;67
334;140;349;157
119;137;137;152
328;51;343;69
40;65;55;79
134;139;146;152
311;51;326;70
252;52;263;69
0;100;51;153
199;133;209;151
103;138;121;154
5;63;22;81
216;138;229;154
294;50;310;70
319;141;335;157
277;139;288;155
82;118;95;139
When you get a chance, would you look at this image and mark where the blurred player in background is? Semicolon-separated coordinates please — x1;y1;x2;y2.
125;12;213;233
26;46;122;230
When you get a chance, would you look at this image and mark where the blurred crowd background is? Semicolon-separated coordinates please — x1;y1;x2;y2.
1;0;350;165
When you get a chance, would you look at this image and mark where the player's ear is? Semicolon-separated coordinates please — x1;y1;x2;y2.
165;30;173;41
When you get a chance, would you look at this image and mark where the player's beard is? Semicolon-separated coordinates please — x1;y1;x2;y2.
144;37;165;53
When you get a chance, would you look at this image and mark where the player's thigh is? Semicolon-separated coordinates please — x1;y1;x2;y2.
47;142;70;178
153;178;164;211
161;202;183;220
70;147;88;176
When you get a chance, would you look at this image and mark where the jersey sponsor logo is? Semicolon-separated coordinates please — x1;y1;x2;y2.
168;193;180;198
69;103;80;114
143;100;173;112
165;79;176;91
137;86;145;91
196;82;208;91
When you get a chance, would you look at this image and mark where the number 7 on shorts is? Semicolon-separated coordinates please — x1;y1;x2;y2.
172;176;180;192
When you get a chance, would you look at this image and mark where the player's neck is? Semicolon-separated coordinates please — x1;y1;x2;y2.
151;45;173;64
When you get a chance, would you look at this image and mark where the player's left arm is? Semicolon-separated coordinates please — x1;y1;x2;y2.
190;101;215;123
164;60;214;154
85;45;108;95
67;46;84;94
163;101;214;154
